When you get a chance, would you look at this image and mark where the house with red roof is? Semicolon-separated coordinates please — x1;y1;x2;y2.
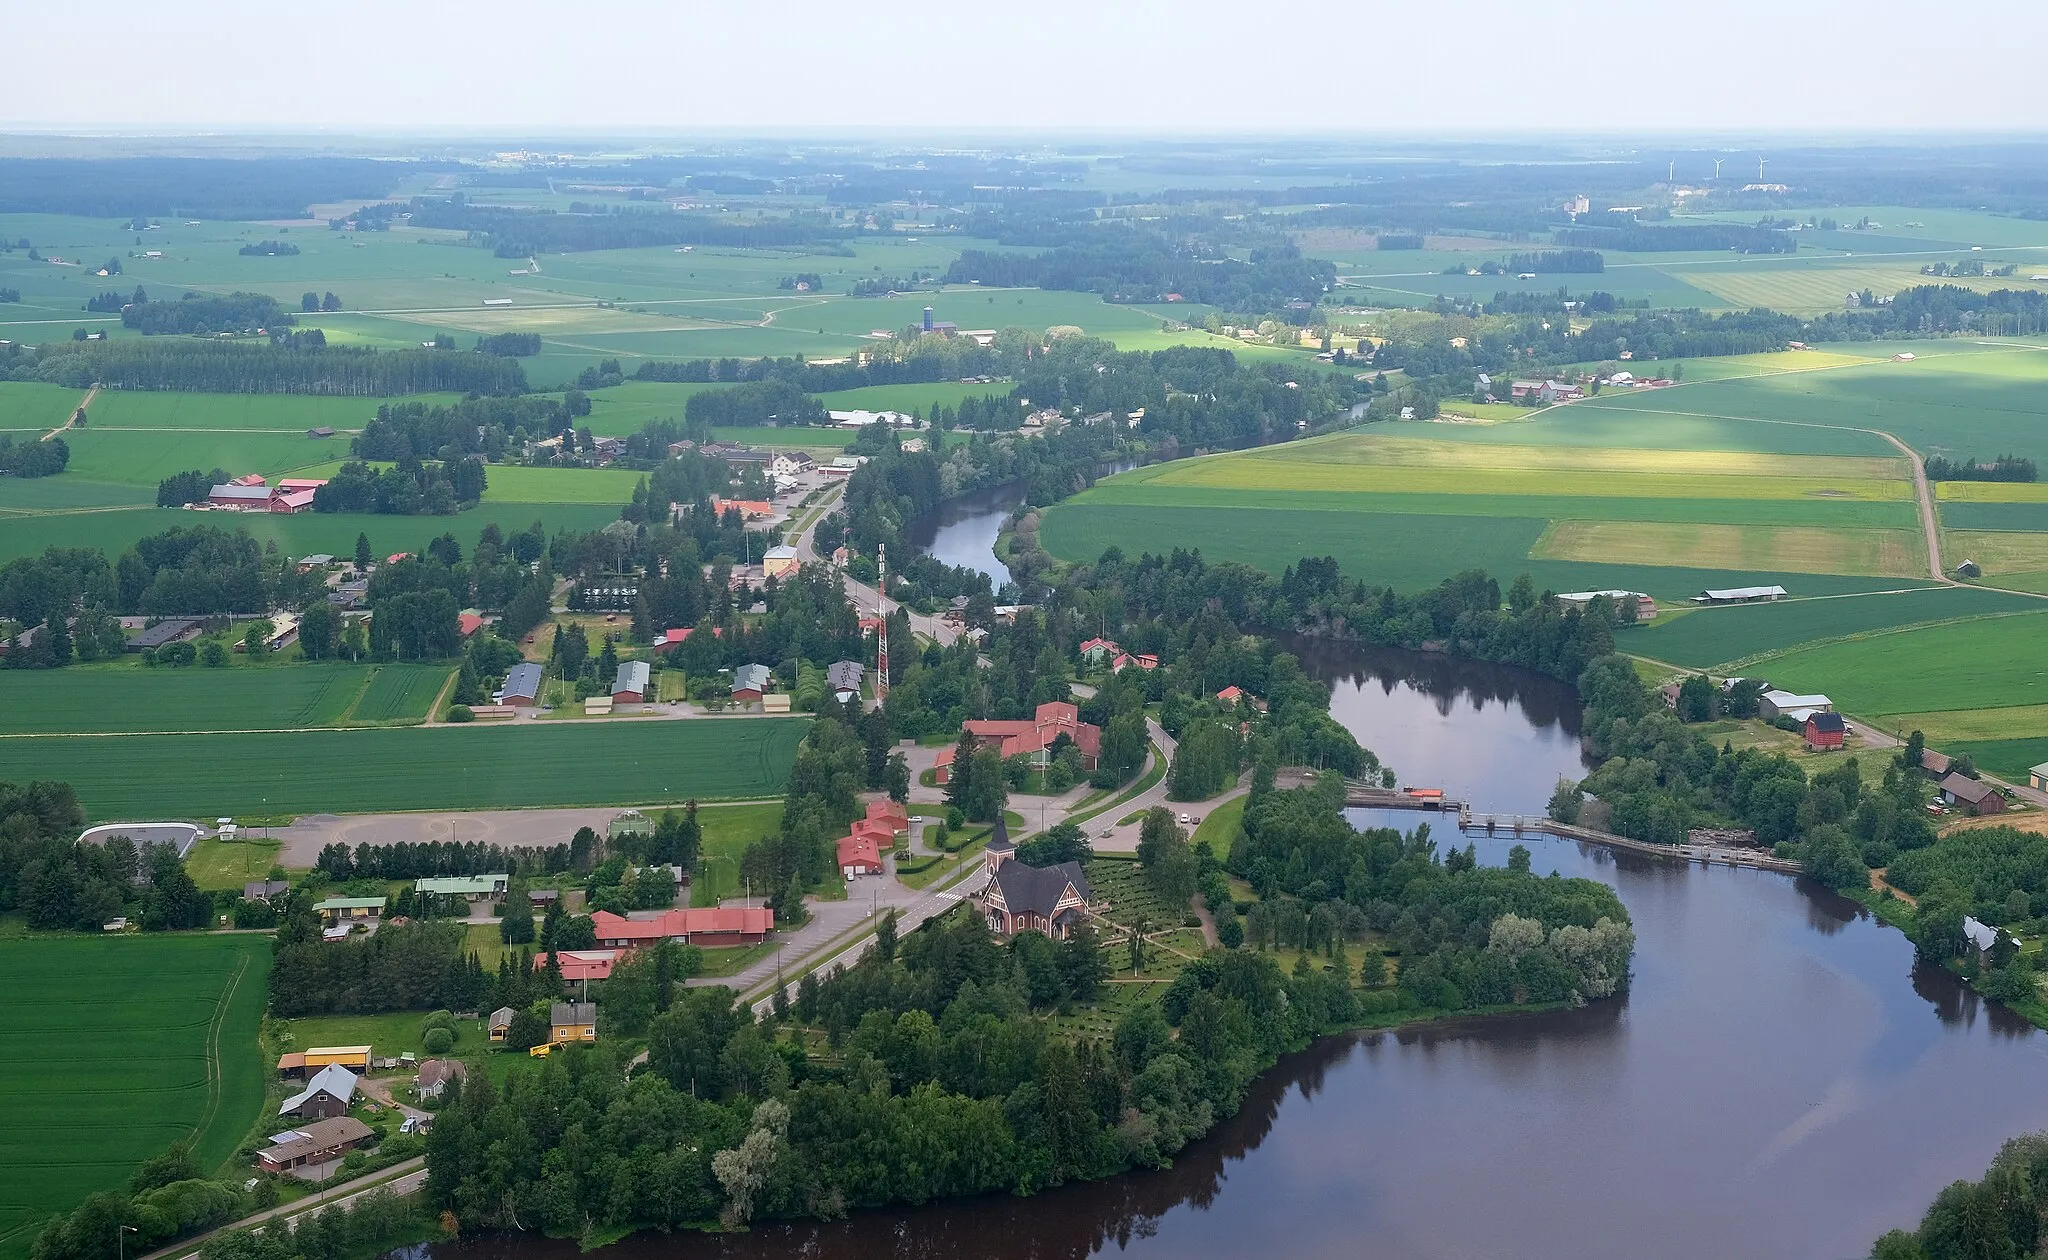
457;613;485;639
1111;652;1158;673
268;489;317;513
934;701;1102;784
864;798;909;834
836;831;885;878
533;949;621;982
1079;637;1122;665
590;907;773;948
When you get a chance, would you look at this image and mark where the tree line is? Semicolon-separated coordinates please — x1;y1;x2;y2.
1924;453;2037;482
7;338;526;395
0;781;212;932
121;292;291;335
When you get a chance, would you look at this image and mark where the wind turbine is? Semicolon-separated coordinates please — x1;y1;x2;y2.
1758;156;1768;182
1713;158;1725;180
1668;160;1675;183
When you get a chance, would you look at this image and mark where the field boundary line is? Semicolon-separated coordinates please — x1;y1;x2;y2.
193;949;250;1169
336;667;382;725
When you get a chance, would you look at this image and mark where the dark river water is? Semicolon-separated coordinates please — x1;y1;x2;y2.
416;508;2048;1260
903;479;1024;591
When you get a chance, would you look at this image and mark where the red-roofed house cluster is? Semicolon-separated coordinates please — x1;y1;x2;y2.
933;701;1101;785
1078;636;1155;673
837;799;908;878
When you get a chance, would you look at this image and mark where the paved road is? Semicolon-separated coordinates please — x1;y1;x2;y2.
791;482;966;647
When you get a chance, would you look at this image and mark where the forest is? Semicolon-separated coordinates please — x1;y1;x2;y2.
0;433;69;477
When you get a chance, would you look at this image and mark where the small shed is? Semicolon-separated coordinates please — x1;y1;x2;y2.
2030;761;2048;792
488;1006;516;1042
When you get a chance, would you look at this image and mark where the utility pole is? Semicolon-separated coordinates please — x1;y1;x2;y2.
876;542;889;703
118;1225;136;1260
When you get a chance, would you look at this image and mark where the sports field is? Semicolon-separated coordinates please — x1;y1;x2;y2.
0;936;270;1260
18;716;810;819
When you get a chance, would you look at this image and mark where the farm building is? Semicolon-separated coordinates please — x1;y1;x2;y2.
1941;773;2006;816
828;660;863;703
590;906;773;948
584;696;613;716
979;850;1093;941
416;1058;465;1100
1555;590;1659;621
312;896;384;925
126;618;203;652
731;663;772;704
763;545;800;579
488;1007;515;1042
207;483;274;508
1804;712;1846;752
1759;690;1833;722
1695;586;1789;604
243;879;290;902
415;874;507;902
299;1046;371;1074
550;1001;598;1043
278;1063;357;1119
1921;750;1954;777
2032;762;2048;792
612;660;651;703
498;662;543;706
837;831;885;878
934;701;1102;784
258;1116;374;1175
307;426;335;439
457;613;485;639
268;489;317;514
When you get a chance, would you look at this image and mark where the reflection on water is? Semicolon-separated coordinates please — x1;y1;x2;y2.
416;633;2048;1260
904;481;1022;591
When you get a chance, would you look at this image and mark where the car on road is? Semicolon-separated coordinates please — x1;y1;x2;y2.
1178;813;1193;825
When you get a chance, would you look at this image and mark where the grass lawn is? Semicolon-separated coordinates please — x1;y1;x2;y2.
345;664;454;723
184;836;286;891
16;718;809;819
689;801;785;905
1951;736;2048;784
1191;795;1247;853
0;936;270;1260
271;1010;491;1064
695;940;777;978
58;428;352;486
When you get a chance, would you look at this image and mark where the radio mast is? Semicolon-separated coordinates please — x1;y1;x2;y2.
875;543;889;703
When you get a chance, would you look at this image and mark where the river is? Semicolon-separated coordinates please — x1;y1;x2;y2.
420;503;2048;1260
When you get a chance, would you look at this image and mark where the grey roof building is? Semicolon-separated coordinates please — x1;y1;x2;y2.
982;859;1092;941
613;659;651;698
828;660;863;701
278;1063;357;1118
499;662;543;704
732;663;772;696
243;880;290;902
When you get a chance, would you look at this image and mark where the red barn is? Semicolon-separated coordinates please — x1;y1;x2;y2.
1804;711;1846;752
836;832;885;878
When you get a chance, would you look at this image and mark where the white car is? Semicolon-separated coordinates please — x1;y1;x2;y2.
1178;813;1193;826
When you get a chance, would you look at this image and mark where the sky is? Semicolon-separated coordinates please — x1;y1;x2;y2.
7;0;2048;135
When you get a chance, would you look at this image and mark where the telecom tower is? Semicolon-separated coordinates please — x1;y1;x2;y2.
875;543;889;703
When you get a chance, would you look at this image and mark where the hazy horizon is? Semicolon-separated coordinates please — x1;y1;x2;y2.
6;0;2047;135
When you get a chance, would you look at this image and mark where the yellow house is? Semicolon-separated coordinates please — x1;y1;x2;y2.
550;1001;596;1044
301;1045;371;1072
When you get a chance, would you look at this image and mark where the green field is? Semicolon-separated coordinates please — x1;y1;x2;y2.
0;936;270;1260
16;717;811;819
0;381;85;434
59;428;351;486
0;478;154;511
0;502;624;566
344;664;453;723
83;393;452;432
690;801;788;904
1753;611;2048;717
1950;737;2048;784
0;663;457;734
292;460;646;505
1625;587;2042;669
